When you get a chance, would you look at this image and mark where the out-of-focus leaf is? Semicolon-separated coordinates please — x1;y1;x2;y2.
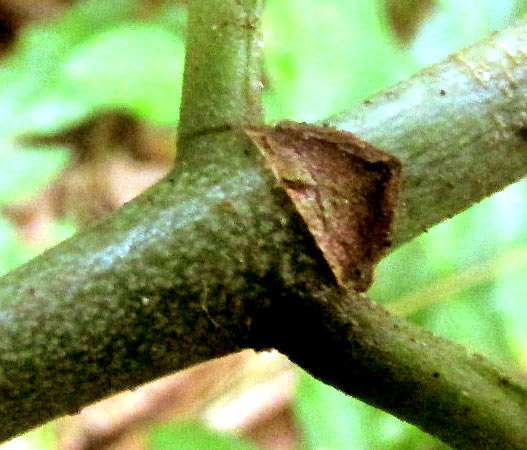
425;285;514;361
263;0;416;122
27;421;58;450
0;420;57;450
372;180;527;367
294;369;371;449
410;0;520;64
0;145;69;201
480;0;524;30
490;182;527;362
494;269;527;364
0;0;186;136
0;0;140;135
0;0;64;55
384;0;436;45
63;24;185;124
295;369;450;450
149;422;256;450
3;110;175;244
371;180;522;303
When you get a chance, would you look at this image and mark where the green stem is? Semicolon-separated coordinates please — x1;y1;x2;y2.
0;9;527;449
0;0;268;441
271;290;527;450
178;0;264;146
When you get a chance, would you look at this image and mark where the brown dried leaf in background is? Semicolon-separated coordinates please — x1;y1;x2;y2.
245;121;401;292
0;0;67;55
57;351;298;450
384;0;436;45
0;0;183;57
3;110;175;244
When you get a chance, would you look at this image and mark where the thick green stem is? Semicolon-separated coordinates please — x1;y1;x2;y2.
0;0;268;441
0;128;335;442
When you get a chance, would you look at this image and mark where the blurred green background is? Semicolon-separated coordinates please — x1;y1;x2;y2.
0;0;526;449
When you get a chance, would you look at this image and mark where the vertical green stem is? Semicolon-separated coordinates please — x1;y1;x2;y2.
178;0;264;148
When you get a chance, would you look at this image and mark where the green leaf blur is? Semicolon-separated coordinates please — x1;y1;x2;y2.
149;422;256;450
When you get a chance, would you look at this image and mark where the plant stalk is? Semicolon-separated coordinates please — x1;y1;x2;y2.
0;8;526;449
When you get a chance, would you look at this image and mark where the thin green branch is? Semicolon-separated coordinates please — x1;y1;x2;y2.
270;289;527;450
178;0;264;144
326;18;527;247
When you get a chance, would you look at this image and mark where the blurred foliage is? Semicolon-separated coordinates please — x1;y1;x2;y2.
294;370;450;450
0;0;525;449
149;422;256;450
